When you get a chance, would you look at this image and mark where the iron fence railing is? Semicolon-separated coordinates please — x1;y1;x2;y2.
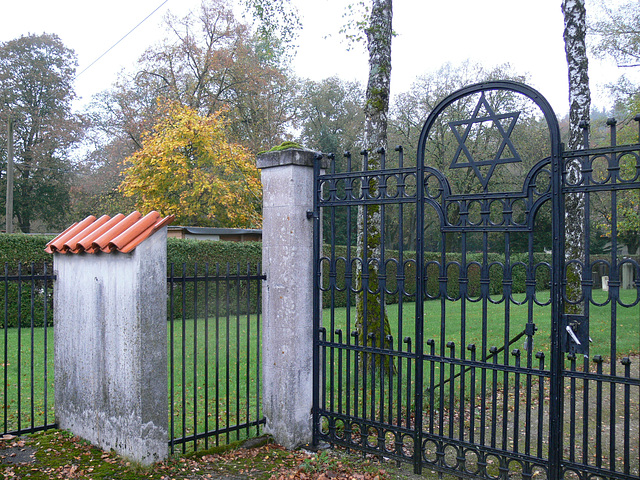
0;261;266;454
313;81;640;480
0;263;56;437
167;262;266;453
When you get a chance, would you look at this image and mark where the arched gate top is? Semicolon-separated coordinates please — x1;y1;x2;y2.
416;80;562;191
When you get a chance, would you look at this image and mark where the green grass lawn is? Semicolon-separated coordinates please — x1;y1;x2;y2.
168;314;262;453
0;323;54;436
318;289;639;423
0;314;263;452
0;289;637;447
318;290;639;467
322;289;640;360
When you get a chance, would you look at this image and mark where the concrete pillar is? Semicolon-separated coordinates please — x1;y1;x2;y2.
54;228;168;464
257;148;326;449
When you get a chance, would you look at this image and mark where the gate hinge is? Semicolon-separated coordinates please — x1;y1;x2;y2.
561;315;590;355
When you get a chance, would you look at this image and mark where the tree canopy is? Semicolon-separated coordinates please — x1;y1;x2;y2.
0;33;82;232
76;0;295;228
4;0;638;236
119;101;261;227
297;76;365;154
589;0;640;254
590;0;640;68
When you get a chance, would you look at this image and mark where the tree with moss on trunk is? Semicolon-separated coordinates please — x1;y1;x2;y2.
562;0;590;314
244;0;397;374
353;0;396;375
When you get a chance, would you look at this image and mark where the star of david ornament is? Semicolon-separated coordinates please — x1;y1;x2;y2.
449;92;522;190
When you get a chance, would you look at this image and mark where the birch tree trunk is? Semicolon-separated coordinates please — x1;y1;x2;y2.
355;0;395;374
562;0;590;314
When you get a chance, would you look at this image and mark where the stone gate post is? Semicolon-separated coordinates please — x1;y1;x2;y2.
257;147;326;449
48;211;172;465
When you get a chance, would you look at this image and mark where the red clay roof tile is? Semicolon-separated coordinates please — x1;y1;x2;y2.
78;213;126;253
63;215;111;253
109;211;161;251
92;211;143;251
44;216;97;254
45;211;174;255
119;215;174;253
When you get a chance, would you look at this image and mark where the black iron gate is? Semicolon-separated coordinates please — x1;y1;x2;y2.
312;81;640;479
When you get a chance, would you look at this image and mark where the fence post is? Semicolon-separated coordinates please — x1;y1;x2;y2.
53;224;168;464
257;147;325;449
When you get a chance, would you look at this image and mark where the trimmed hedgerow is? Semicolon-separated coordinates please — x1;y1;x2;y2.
0;235;262;272
0;234;632;325
166;238;261;270
0;234;54;268
0;235;263;326
165;239;263;320
320;246;554;308
0;235;56;327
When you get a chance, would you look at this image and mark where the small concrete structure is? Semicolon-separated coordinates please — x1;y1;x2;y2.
167;226;261;242
257;147;326;449
53;226;168;464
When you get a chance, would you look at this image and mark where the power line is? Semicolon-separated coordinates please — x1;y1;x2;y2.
76;0;170;78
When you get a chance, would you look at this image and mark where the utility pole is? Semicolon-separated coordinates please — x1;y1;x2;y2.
6;117;13;233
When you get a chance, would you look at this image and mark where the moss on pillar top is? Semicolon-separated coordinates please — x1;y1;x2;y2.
256;143;329;170
260;141;304;154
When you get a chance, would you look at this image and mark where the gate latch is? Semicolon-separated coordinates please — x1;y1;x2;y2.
561;315;590;355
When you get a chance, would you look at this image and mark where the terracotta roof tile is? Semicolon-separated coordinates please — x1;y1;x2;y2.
44;216;97;254
64;215;111;253
77;213;126;253
45;211;175;255
92;211;143;251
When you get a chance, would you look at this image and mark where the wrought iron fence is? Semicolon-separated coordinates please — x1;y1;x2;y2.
167;262;266;453
0;263;55;437
312;82;640;479
0;260;266;454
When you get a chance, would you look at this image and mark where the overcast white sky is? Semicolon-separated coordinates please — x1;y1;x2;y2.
0;0;632;117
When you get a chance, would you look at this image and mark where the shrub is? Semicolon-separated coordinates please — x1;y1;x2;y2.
0;235;263;326
321;247;554;308
0;235;55;327
166;239;263;320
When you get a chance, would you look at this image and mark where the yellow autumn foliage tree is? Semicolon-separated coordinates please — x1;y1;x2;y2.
120;101;262;227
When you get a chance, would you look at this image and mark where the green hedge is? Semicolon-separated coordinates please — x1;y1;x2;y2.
0;234;55;268
0;233;633;325
0;235;263;326
0;235;55;327
321;248;639;308
166;238;261;269
0;235;262;272
321;247;554;308
166;239;263;320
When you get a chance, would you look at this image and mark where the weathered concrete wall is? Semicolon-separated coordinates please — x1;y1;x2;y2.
257;148;324;449
54;228;168;464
